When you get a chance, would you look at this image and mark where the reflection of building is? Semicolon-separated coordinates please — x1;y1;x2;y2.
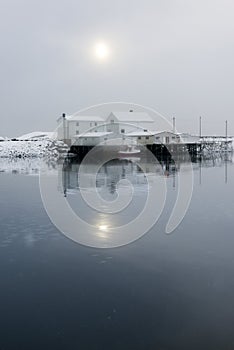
58;157;185;197
57;153;232;197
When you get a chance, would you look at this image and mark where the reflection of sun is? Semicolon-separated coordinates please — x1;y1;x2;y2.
99;225;108;232
97;224;109;239
94;42;110;61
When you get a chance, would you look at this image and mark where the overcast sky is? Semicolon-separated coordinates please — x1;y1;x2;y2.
1;0;234;137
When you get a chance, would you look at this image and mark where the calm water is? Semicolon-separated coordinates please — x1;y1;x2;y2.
0;155;234;349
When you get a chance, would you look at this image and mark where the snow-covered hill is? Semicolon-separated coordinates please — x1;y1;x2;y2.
0;131;68;159
17;131;57;141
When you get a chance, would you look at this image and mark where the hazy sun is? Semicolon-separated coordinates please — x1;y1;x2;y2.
94;42;110;61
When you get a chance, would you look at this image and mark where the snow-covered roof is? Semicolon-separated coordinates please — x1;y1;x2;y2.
74;132;113;138
126;130;157;137
0;136;5;141
155;131;178;136
109;112;154;122
177;132;198;136
67;115;105;122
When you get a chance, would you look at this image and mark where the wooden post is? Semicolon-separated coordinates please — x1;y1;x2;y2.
225;120;228;151
199;116;202;154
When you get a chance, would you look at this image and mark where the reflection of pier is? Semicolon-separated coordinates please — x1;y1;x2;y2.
198;152;233;185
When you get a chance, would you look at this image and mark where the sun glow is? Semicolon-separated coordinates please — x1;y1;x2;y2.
99;225;109;232
94;42;110;61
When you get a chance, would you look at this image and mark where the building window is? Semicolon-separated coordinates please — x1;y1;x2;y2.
76;122;79;126
76;130;79;135
172;136;175;139
95;122;97;126
121;129;125;133
138;136;141;140
156;136;160;140
110;119;114;123
146;136;149;140
90;122;92;127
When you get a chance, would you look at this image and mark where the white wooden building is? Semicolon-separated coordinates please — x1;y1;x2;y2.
57;111;156;146
57;111;199;147
57;114;106;145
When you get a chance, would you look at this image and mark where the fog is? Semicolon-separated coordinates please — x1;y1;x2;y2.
1;0;234;137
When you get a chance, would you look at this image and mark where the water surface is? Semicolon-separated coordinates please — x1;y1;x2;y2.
0;155;234;349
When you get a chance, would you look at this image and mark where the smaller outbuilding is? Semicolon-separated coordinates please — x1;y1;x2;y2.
154;131;200;144
154;131;180;144
73;132;113;146
125;130;157;145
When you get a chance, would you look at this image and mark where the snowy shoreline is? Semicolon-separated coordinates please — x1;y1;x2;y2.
0;140;67;159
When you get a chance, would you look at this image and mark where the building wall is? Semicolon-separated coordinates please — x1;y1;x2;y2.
57;112;155;144
127;135;155;145
73;135;109;146
155;132;179;144
106;113;154;135
57;119;105;142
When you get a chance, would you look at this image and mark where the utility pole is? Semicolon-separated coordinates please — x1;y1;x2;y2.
172;117;176;133
199;116;202;138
